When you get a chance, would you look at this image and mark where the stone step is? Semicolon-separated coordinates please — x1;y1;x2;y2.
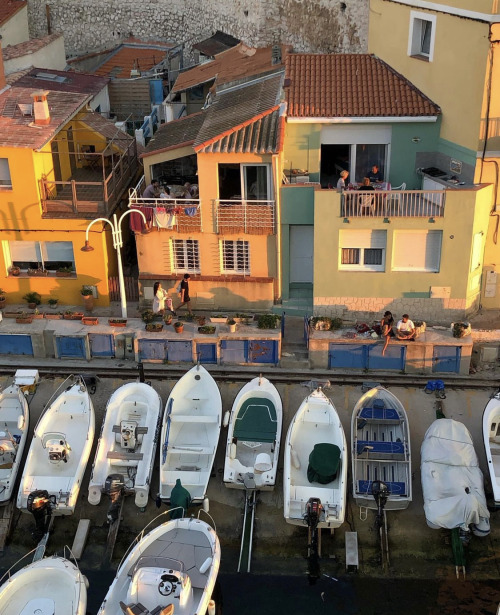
280;357;310;369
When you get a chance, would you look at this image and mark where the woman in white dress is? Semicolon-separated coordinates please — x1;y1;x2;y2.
152;281;175;315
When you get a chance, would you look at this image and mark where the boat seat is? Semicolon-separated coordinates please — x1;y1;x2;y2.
0;462;13;469
107;451;144;461
358;407;400;423
151;606;175;615
119;602;149;615
301;411;331;424
358;479;407;497
169;415;218;423
356;440;405;459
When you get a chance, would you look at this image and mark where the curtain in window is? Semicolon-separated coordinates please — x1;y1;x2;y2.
244;166;268;201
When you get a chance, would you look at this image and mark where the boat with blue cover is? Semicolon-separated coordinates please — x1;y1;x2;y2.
351;386;412;510
223;376;282;490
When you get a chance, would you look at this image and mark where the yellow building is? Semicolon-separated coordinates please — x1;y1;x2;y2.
368;0;500;309
0;79;140;308
131;73;285;311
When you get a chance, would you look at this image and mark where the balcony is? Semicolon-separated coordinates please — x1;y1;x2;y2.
129;182;202;233
40;141;139;219
215;199;276;235
342;189;446;218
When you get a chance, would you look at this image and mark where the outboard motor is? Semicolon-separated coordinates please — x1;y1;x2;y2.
27;490;55;542
104;474;125;524
372;480;389;530
304;497;323;585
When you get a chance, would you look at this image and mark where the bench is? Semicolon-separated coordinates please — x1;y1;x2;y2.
107;451;144;461
358;407;401;423
357;479;407;497
356;440;405;459
169;415;218;424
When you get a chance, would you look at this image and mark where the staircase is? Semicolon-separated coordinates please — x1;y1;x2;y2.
280;315;310;370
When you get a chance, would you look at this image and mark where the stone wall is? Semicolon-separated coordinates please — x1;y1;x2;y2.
27;0;368;57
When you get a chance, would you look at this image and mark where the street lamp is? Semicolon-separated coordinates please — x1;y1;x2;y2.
81;209;148;319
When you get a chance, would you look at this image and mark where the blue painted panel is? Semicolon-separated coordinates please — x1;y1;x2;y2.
368;344;406;370
433;346;461;373
166;341;192;362
56;336;86;359
149;80;164;104
248;340;278;364
196;343;217;364
0;334;33;356
328;344;366;369
221;340;247;364
89;334;115;357
138;339;167;361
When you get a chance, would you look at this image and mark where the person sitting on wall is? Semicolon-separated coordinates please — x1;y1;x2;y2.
381;310;395;356
143;179;159;198
367;164;383;183
152;281;175;316
396;314;416;340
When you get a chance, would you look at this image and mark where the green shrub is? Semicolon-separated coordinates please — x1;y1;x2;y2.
141;309;155;323
22;292;41;305
257;314;281;329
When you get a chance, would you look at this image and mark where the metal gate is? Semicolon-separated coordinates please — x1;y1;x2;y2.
368;345;406;370
433;346;461;373
0;334;33;356
196;343;217;364
108;276;139;302
166;341;192;362
221;340;279;365
328;343;406;371
55;336;86;359
89;333;115;357
329;344;367;369
138;339;167;362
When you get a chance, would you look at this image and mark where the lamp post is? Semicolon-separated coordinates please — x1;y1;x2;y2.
81;209;147;319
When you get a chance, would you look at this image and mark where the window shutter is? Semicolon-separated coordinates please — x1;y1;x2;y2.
41;241;74;262
340;230;386;249
392;231;442;271
10;241;41;262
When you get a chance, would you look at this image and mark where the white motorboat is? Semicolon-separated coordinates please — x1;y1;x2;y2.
98;516;220;615
0;552;87;614
88;382;162;509
223;376;282;490
483;391;500;506
17;375;95;515
159;365;222;503
0;384;29;504
283;386;347;529
351;386;412;510
421;418;490;536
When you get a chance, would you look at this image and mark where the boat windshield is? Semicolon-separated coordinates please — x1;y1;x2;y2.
128;556;185;578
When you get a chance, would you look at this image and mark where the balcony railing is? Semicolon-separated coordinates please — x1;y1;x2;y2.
129;182;202;232
40;140;139;218
342;189;446;218
215;199;276;235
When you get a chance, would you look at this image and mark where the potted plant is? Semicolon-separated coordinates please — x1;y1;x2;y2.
56;266;74;277
108;318;128;327
64;310;83;320
9;266;20;277
0;289;5;309
164;313;173;325
16;312;33;324
451;321;471;338
227;318;237;333
210;313;228;323
146;322;163;332
414;320;426;338
197;315;207;326
31;308;44;319
198;325;216;334
48;298;59;309
82;316;99;326
310;316;333;331
257;314;281;330
45;311;63;320
141;309;155;324
174;321;184;333
81;285;94;311
23;291;41;309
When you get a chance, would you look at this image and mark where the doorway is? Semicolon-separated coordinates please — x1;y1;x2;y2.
289;225;313;299
320;144;350;188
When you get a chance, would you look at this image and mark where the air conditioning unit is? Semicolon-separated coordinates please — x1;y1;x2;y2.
130;69;140;77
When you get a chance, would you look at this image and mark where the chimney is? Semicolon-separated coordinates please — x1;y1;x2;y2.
31;90;51;125
0;36;6;91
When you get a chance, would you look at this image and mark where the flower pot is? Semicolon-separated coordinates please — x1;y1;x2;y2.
45;313;63;320
82;316;99;326
164;317;173;326
82;294;94;312
27;302;37;310
174;324;184;334
16;316;33;324
108;319;127;327
10;268;20;277
228;323;236;333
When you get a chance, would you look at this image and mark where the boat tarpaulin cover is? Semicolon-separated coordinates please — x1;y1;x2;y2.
307;443;341;484
421;419;490;531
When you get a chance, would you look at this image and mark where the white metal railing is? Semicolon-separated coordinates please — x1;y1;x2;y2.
215;199;276;234
342;190;446;218
129;179;202;232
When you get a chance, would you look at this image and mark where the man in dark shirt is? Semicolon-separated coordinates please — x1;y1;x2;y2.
178;273;193;315
368;164;383;183
142;179;159;198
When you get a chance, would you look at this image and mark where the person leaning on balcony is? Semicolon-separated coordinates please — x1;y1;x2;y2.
153;282;175;316
337;170;349;192
396;314;416;341
143;179;159;199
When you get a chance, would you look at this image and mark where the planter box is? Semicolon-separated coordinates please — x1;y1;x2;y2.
210;316;229;323
16;316;33;324
4;311;22;318
45;313;63;320
64;313;84;320
146;323;163;332
82;317;99;326
108;319;128;327
30;313;44;320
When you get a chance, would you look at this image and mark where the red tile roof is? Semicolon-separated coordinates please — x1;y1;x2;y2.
172;43;290;93
0;0;26;26
0;87;90;149
94;42;172;79
2;33;63;61
285;54;441;118
13;68;109;96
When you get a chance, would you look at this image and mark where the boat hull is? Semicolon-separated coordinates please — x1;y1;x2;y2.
159;365;222;503
223;376;282;490
351;386;412;511
283;389;347;529
88;382;162;508
483;393;500;506
0;385;29;505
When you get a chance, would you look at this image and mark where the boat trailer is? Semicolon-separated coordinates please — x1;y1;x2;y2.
237;474;257;573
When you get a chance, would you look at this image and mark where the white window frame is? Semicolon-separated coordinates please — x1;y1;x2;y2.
339;230;386;272
171;239;200;273
408;11;436;62
241;164;272;202
0;158;12;188
7;240;75;272
220;240;250;275
392;230;442;272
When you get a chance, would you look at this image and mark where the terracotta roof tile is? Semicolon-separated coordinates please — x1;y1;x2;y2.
13;67;109;95
0;0;26;26
2;33;63;61
0;86;90;150
94;42;171;79
142;112;205;157
172;43;290;93
285;54;441;118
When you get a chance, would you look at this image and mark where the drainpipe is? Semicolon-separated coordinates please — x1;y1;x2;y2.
272;153;282;304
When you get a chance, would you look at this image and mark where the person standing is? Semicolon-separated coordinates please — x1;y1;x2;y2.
178;273;193;315
336;170;349;192
381;310;395;356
